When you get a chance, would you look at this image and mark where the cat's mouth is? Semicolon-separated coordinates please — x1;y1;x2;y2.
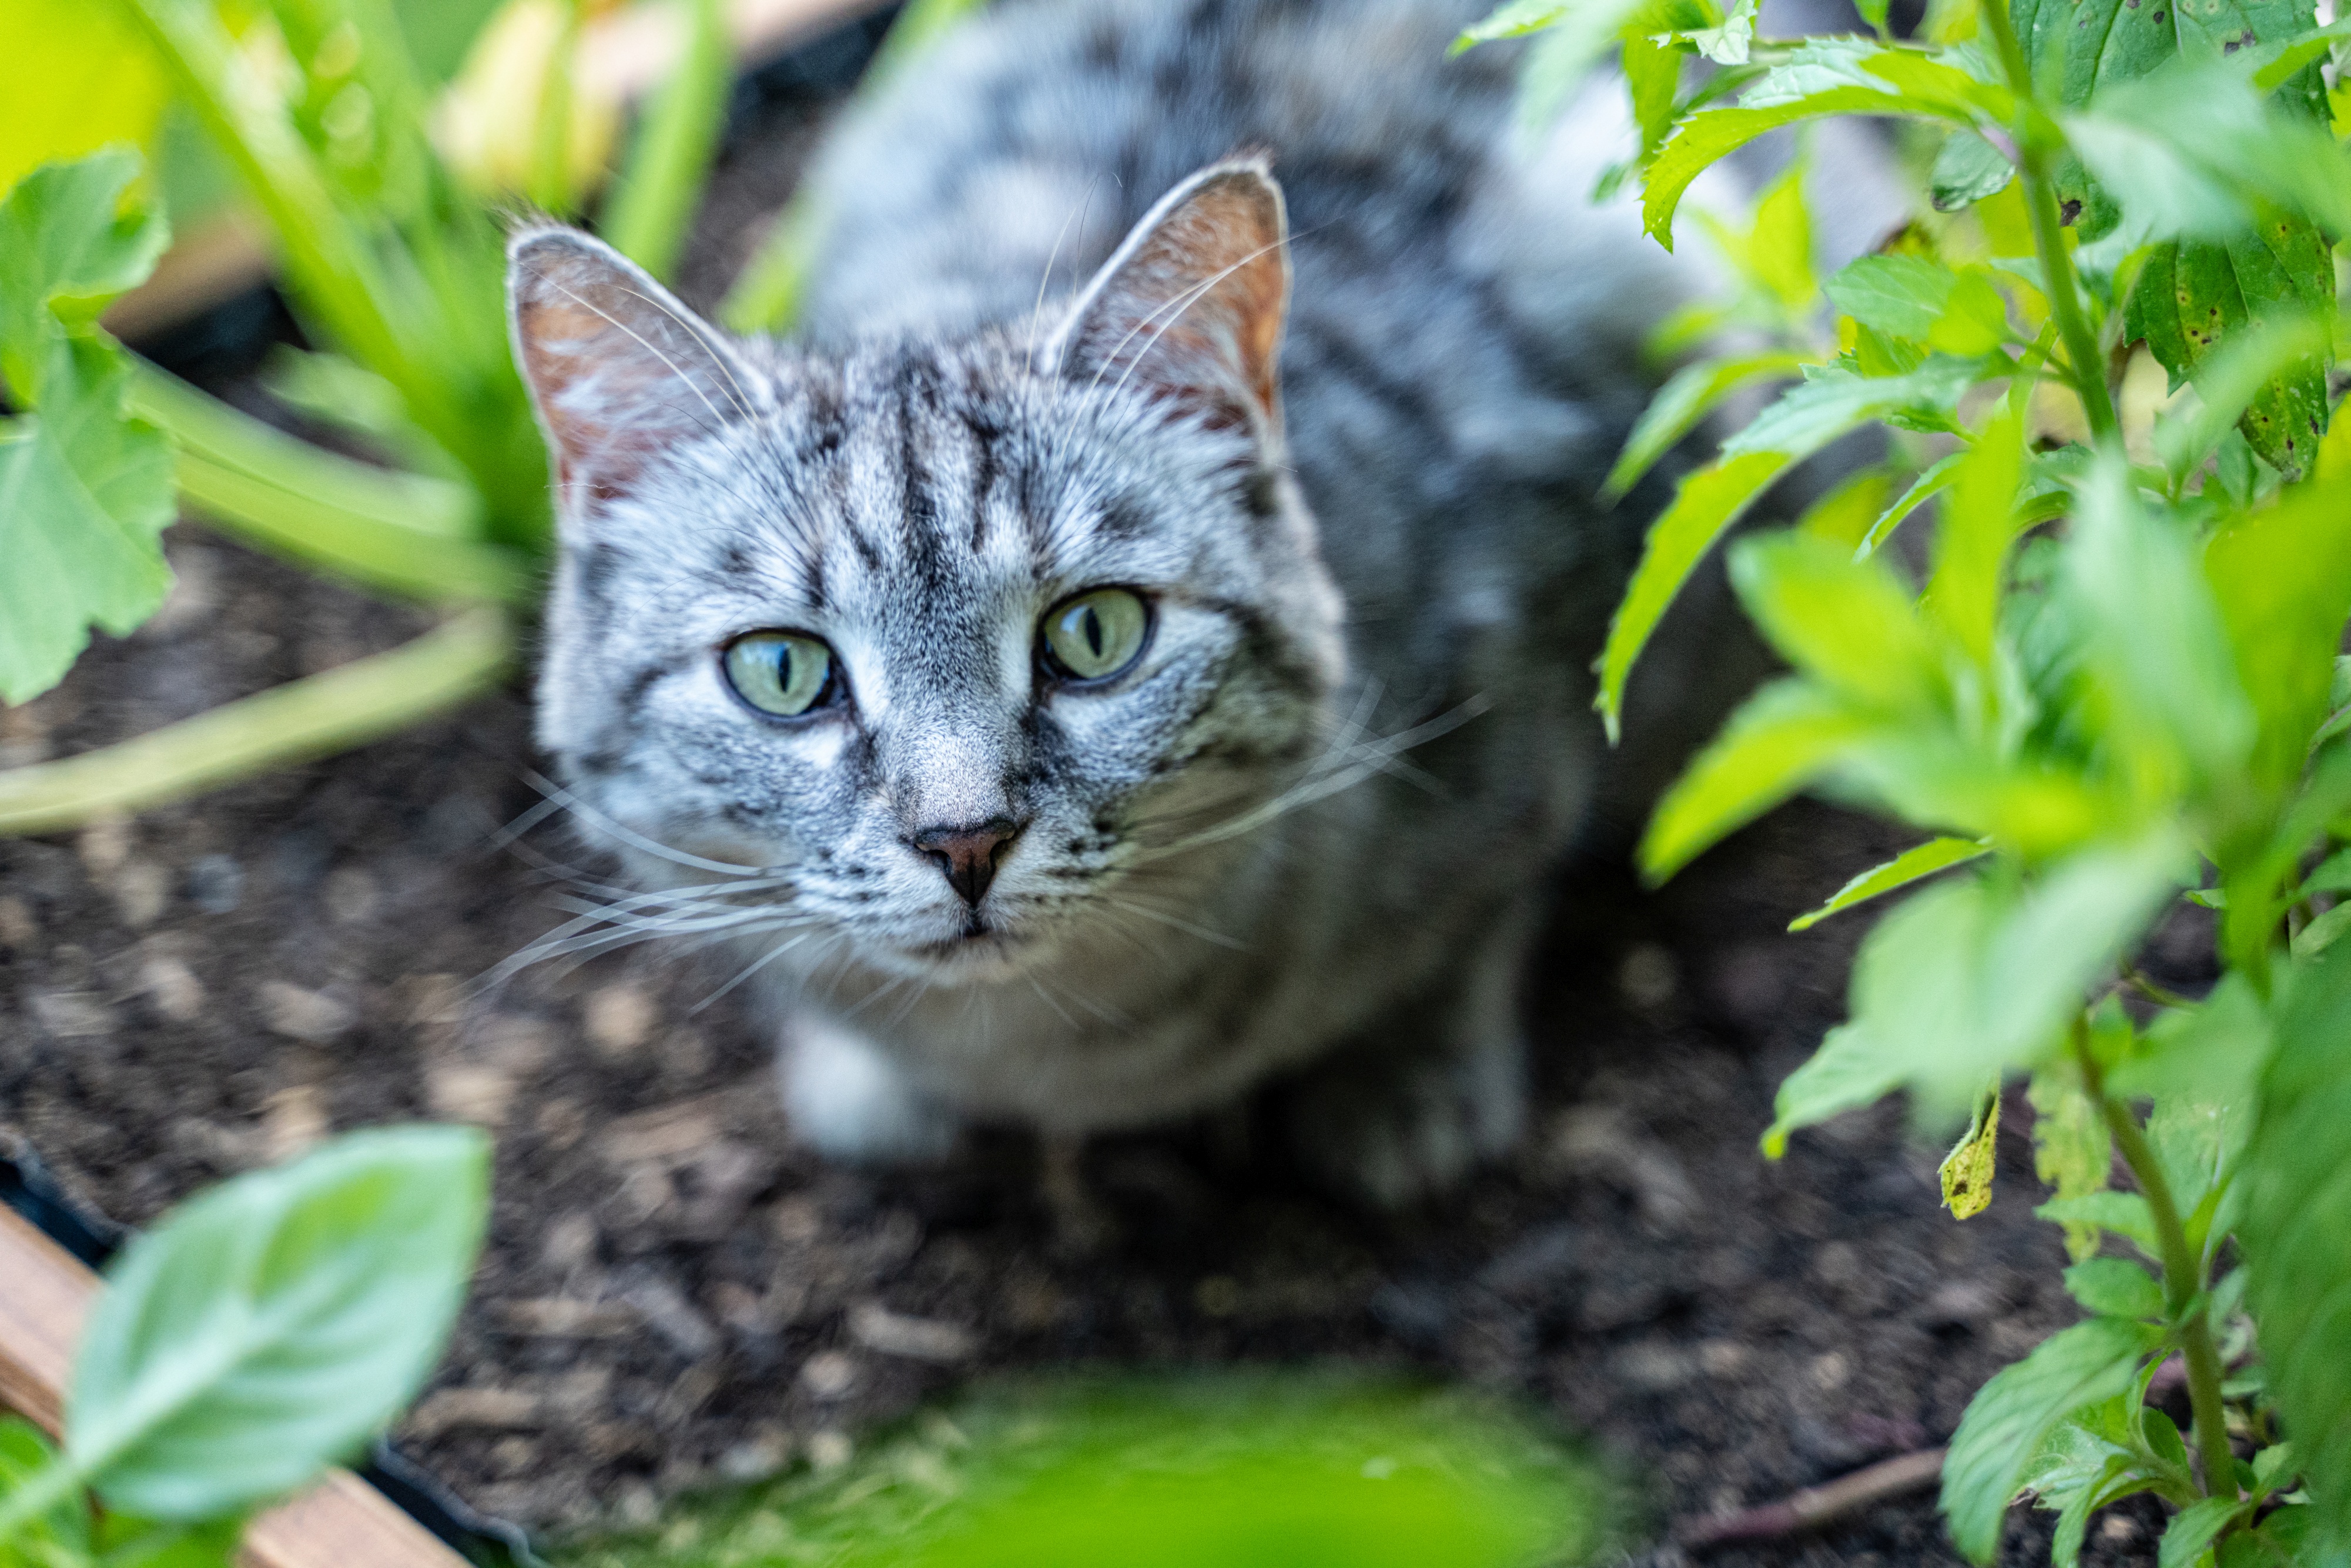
896;913;1040;978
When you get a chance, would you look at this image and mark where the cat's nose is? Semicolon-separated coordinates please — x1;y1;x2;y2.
912;817;1025;907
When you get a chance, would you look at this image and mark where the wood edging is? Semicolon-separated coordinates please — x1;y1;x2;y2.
0;1203;473;1568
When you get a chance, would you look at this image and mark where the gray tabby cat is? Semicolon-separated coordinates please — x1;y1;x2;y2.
508;0;1725;1205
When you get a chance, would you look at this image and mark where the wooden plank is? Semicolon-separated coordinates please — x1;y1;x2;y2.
0;1204;473;1568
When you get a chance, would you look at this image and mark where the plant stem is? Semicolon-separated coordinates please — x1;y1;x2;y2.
1977;0;2119;444
2073;1034;2240;1502
0;607;513;837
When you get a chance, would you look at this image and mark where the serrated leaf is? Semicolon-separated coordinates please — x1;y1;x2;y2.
1943;1316;2162;1563
1685;0;1759;64
1824;253;1958;342
1768;839;2182;1151
1789;835;1991;930
1604;351;1806;499
1641;41;2000;245
0;334;176;705
1940;1084;2002;1218
68;1127;490;1519
1640;678;1873;882
1933;128;2016;211
0;148;169;403
2240;943;2351;1562
2028;1064;2112;1265
2064;1258;2166;1320
2024;1400;2161;1568
1596;449;1790;741
2037;1191;2162;1259
1723;359;1979;458
2161;1496;2253;1568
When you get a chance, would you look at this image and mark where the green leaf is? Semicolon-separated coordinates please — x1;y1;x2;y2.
2062;458;2258;793
1824;253;1959;342
2241;942;2351;1560
2292;900;2351;957
66;1127;490;1520
1925;409;2025;667
1603;351;1806;500
0;334;176;706
2109;974;2273;1107
1730;531;1950;714
1932;128;2015;212
2160;1496;2252;1568
0;149;169;402
1745;154;1814;315
1795;465;1890;550
1789;835;1991;930
1452;0;1572;50
1596;449;1790;741
0;1416;89;1564
2037;1191;2162;1259
2130;230;2333;483
1640;678;1871;882
2204;477;2351;792
2064;1258;2166;1321
1723;359;1978;459
1940;1084;2002;1219
601;0;732;283
1942;1316;2162;1563
1857;450;1965;557
2029;1064;2113;1264
1685;0;1759;65
1640;41;2000;245
1768;839;2183;1150
2024;1399;2165;1567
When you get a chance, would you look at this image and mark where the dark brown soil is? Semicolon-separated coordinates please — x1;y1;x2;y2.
0;531;2219;1568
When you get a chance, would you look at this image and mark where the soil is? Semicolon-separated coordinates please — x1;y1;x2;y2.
0;40;2222;1568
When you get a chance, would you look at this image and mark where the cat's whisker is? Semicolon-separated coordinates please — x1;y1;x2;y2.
1132;692;1492;863
521;771;778;877
692;924;829;1013
1027;175;1106;361
1096;894;1247;951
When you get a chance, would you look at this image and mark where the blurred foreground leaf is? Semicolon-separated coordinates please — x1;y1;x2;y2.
554;1375;1615;1568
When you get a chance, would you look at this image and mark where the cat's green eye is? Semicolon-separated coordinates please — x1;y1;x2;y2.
723;631;837;717
1041;589;1151;683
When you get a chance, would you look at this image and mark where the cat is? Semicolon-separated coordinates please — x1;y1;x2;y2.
507;0;1731;1206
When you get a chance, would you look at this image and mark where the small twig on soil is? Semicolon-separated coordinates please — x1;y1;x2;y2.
1676;1448;1947;1550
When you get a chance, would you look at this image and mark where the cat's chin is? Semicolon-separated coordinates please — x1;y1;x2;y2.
874;923;1056;985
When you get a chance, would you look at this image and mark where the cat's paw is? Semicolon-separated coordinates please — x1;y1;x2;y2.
779;1014;960;1164
1284;1029;1527;1209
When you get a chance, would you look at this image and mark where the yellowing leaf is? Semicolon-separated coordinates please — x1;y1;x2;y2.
2028;1064;2111;1264
1939;1084;2001;1219
0;0;172;202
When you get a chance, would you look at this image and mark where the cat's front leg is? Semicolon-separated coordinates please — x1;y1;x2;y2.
1281;902;1538;1208
779;1013;962;1164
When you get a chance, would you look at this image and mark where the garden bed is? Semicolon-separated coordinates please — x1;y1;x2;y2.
0;529;2219;1566
0;60;2223;1568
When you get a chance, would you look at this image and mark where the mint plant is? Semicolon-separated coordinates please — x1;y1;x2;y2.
0;1127;489;1565
1464;0;2351;1562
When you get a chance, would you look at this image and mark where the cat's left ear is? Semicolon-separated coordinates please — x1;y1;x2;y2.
1046;158;1290;443
507;227;761;508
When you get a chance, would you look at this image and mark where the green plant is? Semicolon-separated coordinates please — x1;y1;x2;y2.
0;1126;490;1566
555;1373;1613;1568
1461;0;2351;1562
0;0;742;833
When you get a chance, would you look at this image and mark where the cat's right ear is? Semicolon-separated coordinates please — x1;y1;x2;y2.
507;227;760;507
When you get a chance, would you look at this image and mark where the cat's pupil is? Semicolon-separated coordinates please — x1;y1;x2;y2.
1081;608;1104;658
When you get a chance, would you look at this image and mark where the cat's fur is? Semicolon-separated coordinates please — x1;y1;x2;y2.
509;0;1728;1205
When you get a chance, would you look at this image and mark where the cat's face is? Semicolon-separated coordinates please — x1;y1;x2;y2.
511;163;1345;984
